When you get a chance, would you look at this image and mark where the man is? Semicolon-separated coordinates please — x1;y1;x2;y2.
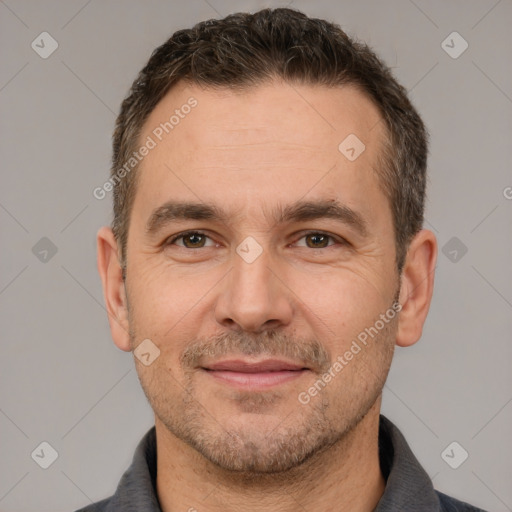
79;7;486;512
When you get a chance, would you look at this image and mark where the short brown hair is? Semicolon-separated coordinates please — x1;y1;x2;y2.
111;7;428;274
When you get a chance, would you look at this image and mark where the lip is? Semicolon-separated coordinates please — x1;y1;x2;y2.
204;359;307;372
201;359;309;390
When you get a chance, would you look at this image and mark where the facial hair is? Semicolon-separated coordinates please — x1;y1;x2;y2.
130;306;397;476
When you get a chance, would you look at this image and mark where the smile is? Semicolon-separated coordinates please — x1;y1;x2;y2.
201;359;310;390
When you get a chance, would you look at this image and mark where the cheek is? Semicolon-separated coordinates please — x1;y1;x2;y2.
290;266;392;334
126;267;218;362
126;271;184;343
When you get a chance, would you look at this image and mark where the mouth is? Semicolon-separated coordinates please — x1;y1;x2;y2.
200;359;310;390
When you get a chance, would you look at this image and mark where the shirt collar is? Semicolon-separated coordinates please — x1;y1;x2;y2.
105;422;161;511
106;415;440;511
374;415;440;511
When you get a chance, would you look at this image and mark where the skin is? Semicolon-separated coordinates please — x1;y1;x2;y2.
97;80;437;512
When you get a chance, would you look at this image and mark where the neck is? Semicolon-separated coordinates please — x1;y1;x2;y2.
155;399;386;512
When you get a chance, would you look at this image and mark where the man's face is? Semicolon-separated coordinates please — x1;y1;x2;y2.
124;81;399;473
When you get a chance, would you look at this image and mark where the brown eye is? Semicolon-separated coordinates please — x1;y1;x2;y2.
169;231;213;248
304;233;332;248
182;233;206;248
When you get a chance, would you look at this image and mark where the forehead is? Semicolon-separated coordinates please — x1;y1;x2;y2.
133;81;388;224
145;80;383;153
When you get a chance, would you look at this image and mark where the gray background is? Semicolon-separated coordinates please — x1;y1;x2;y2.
0;1;511;511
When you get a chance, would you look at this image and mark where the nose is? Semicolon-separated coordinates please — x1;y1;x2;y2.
214;245;294;333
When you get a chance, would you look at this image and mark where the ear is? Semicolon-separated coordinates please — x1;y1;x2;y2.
96;226;131;352
396;229;437;347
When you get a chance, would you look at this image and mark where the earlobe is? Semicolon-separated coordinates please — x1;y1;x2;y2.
96;226;132;352
396;229;437;348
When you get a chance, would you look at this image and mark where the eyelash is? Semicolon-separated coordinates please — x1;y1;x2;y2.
165;230;347;249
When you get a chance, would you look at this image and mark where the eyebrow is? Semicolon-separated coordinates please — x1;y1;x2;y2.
145;202;229;235
145;199;368;237
274;200;368;236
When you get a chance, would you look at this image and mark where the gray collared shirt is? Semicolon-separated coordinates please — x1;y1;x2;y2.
74;415;487;511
